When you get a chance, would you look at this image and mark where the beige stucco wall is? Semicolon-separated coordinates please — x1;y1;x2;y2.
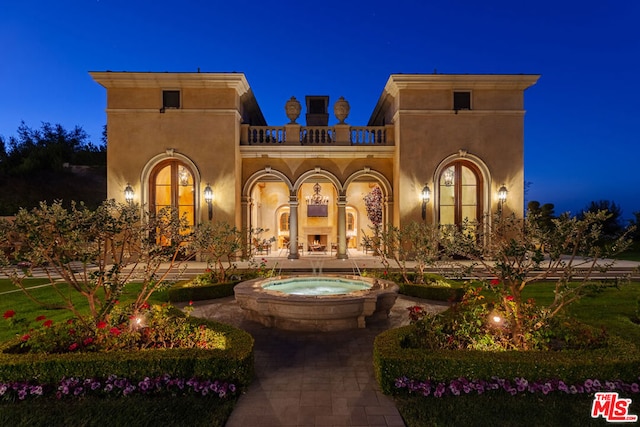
91;71;538;241
91;72;257;227
374;74;538;225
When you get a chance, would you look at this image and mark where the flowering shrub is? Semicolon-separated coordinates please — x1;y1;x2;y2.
402;286;607;351
0;374;237;402
0;201;192;326
187;269;216;287
394;375;640;398
407;306;428;324
364;186;383;228
3;303;226;354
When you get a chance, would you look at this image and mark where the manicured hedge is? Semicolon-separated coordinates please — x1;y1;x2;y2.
0;318;254;389
168;281;239;302
374;324;640;395
399;283;464;301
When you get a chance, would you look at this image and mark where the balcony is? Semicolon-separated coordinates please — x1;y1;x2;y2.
241;124;394;146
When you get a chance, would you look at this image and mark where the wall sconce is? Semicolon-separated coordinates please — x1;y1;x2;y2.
420;184;430;220
498;185;508;213
204;184;213;220
124;184;134;203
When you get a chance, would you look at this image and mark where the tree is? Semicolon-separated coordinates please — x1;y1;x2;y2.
192;221;245;283
0;200;191;330
628;211;640;243
527;200;555;233
578;200;624;240
363;221;442;284
440;211;633;349
2;122;105;175
364;186;383;230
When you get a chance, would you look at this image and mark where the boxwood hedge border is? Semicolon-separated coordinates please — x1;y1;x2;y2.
374;324;640;395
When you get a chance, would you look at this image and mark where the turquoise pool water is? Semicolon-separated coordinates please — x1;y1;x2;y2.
262;277;370;296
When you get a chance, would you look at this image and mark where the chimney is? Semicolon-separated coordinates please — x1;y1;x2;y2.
305;96;329;126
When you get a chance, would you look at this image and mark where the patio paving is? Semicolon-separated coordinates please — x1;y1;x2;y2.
186;293;449;427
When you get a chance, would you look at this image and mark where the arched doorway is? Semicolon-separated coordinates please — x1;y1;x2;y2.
438;160;483;227
149;159;196;229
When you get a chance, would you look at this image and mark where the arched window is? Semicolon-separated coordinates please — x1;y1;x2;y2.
279;211;290;232
149;160;196;229
347;212;355;232
438;160;483;227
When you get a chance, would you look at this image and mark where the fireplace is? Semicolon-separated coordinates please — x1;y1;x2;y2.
303;227;332;252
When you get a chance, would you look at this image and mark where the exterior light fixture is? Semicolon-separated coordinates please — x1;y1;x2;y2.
124;184;134;203
204;184;213;220
421;184;430;221
497;185;508;214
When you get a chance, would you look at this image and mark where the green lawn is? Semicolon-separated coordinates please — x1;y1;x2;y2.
521;280;640;346
0;279;170;342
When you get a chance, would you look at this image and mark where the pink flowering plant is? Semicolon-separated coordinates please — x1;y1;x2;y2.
0;374;237;402
394;375;640;398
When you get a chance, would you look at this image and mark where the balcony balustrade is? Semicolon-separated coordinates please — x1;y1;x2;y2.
242;124;393;146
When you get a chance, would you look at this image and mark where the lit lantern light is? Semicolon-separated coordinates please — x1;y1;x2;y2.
420;184;430;221
498;185;508;204
204;184;213;220
124;184;134;203
497;185;508;214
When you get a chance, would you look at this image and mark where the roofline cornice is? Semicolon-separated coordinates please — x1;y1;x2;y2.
89;71;251;96
384;74;541;96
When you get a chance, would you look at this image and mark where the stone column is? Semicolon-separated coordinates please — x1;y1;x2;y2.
241;196;252;258
337;195;348;259
288;197;300;259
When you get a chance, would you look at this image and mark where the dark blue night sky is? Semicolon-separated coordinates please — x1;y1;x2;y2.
1;0;638;218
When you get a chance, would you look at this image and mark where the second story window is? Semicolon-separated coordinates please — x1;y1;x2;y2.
453;91;471;111
162;90;181;109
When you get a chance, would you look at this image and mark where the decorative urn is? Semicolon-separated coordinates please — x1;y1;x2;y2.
333;96;350;124
285;96;301;124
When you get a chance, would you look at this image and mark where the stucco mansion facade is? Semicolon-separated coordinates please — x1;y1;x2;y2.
90;71;539;259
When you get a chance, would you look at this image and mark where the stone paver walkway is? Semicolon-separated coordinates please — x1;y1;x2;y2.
188;295;448;427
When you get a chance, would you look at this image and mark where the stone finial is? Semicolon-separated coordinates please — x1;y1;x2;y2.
285;96;301;124
333;96;350;124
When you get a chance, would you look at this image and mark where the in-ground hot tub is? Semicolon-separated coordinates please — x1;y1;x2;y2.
234;275;399;331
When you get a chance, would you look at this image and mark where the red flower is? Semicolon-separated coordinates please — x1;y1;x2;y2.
140;302;150;310
189;300;193;306
69;343;78;351
506;295;514;301
20;334;30;342
490;279;501;286
35;315;46;322
109;327;121;336
43;320;53;328
83;337;94;346
96;321;107;329
66;319;75;325
3;310;15;319
68;329;76;336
